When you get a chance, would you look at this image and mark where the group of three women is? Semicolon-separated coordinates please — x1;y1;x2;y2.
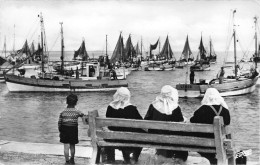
104;85;230;164
58;85;230;165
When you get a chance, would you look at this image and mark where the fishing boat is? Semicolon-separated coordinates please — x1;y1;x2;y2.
4;14;128;92
145;36;175;71
52;39;87;73
177;35;194;67
190;35;211;71
0;37;8;82
251;44;260;62
250;16;260;63
176;10;259;98
208;37;217;63
0;56;8;82
159;35;176;71
110;32;131;78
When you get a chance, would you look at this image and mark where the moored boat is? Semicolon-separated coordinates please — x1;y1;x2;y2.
178;35;194;66
190;35;210;71
176;76;258;98
4;70;128;92
208;37;217;63
4;14;128;92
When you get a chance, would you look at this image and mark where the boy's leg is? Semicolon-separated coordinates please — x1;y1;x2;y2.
70;144;76;164
64;144;70;161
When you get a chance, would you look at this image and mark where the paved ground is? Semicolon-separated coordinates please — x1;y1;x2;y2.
0;140;259;165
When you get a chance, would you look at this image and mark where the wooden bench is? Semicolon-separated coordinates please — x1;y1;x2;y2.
88;110;236;165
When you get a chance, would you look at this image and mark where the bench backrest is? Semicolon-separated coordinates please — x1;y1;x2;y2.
88;110;234;164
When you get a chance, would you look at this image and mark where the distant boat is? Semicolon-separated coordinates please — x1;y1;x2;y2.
52;39;87;73
4;14;128;92
250;43;260;63
178;35;194;67
190;35;210;71
0;56;8;82
208;37;217;63
73;39;89;61
145;36;175;71
159;35;176;71
110;32;125;64
125;34;136;63
176;10;259;98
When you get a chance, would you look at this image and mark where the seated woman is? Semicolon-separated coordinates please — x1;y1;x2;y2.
144;85;188;161
104;87;143;164
190;88;230;165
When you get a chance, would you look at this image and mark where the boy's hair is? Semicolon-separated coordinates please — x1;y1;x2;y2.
66;94;78;106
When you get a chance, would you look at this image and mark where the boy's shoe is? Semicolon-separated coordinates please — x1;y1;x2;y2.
70;157;75;164
65;160;70;165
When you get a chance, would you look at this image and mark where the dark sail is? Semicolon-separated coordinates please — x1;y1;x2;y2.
150;39;159;50
150;39;159;58
125;35;136;62
30;42;35;55
33;43;43;62
197;36;207;61
159;36;174;60
135;43;140;55
180;35;193;62
16;40;32;64
17;40;31;55
209;38;217;61
0;56;6;65
110;33;125;63
73;40;89;61
258;44;260;57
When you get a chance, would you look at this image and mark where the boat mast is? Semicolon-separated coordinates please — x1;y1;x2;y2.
38;13;45;73
141;36;143;59
13;24;15;52
209;37;212;58
233;10;237;78
106;34;108;57
129;34;132;62
120;31;123;63
254;16;258;69
4;36;6;58
167;36;169;61
159;38;161;60
60;22;64;75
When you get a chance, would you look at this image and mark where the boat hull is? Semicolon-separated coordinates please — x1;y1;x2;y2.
5;74;128;92
176;77;258;98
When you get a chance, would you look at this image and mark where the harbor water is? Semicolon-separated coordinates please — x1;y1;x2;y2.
0;51;259;162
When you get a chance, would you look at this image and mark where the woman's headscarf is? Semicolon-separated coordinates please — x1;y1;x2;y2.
109;87;132;109
152;85;179;115
201;88;228;109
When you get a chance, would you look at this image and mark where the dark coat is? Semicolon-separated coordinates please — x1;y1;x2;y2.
106;105;144;133
190;105;230;125
144;104;184;135
144;104;188;159
190;104;230;138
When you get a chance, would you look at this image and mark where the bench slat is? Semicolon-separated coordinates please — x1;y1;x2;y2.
97;141;216;153
96;117;214;133
96;130;216;147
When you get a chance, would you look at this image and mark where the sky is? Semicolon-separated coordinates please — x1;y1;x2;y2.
0;0;260;53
